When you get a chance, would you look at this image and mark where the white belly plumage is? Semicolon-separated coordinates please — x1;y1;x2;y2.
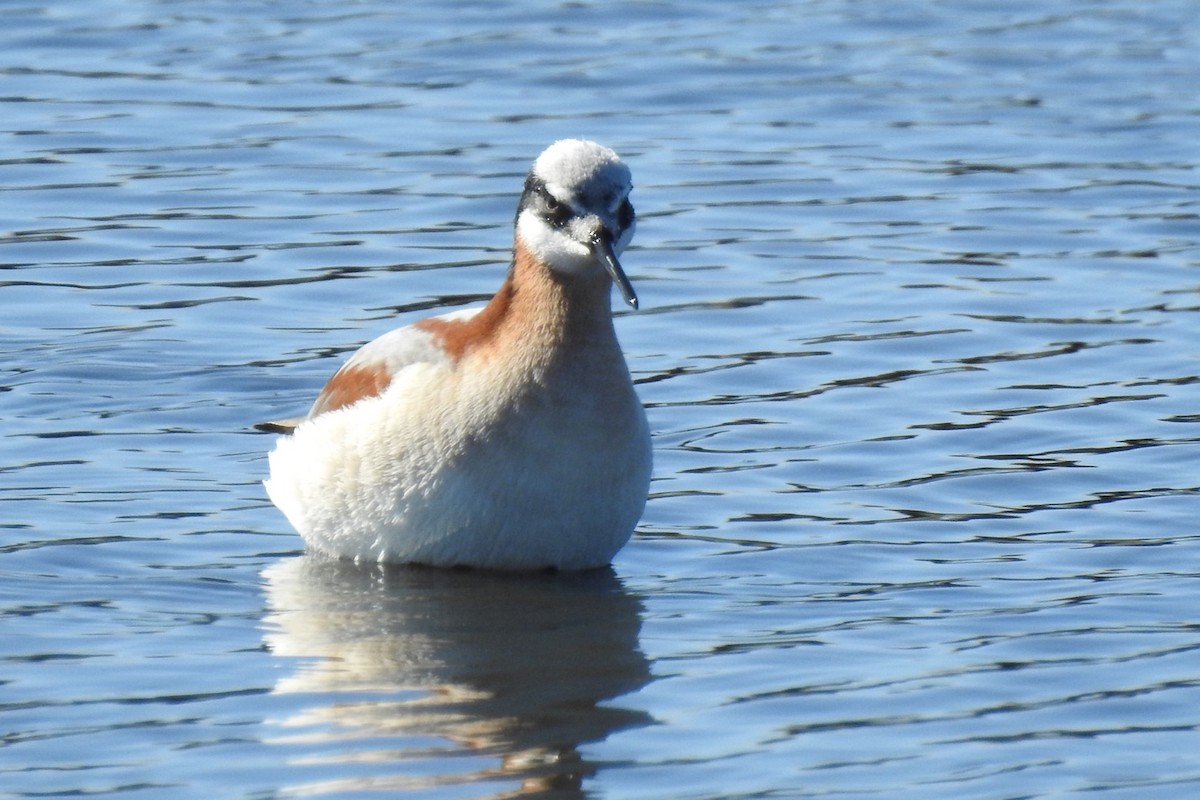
265;353;651;570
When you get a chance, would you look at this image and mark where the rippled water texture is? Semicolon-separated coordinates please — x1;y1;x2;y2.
3;1;1199;798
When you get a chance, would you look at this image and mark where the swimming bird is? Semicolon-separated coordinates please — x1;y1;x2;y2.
258;139;651;571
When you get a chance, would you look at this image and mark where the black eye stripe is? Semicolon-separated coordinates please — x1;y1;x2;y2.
519;176;569;227
532;182;573;227
617;198;634;229
543;194;573;227
519;176;633;231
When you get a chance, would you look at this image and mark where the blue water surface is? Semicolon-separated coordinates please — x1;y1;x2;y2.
2;1;1199;798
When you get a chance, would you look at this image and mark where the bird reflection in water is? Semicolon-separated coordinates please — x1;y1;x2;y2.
262;555;653;796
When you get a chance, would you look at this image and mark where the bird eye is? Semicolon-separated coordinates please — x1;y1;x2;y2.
542;192;573;227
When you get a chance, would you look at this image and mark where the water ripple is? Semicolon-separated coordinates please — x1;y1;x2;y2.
3;0;1199;797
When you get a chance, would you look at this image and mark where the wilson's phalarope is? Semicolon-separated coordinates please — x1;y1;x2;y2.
258;139;651;570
